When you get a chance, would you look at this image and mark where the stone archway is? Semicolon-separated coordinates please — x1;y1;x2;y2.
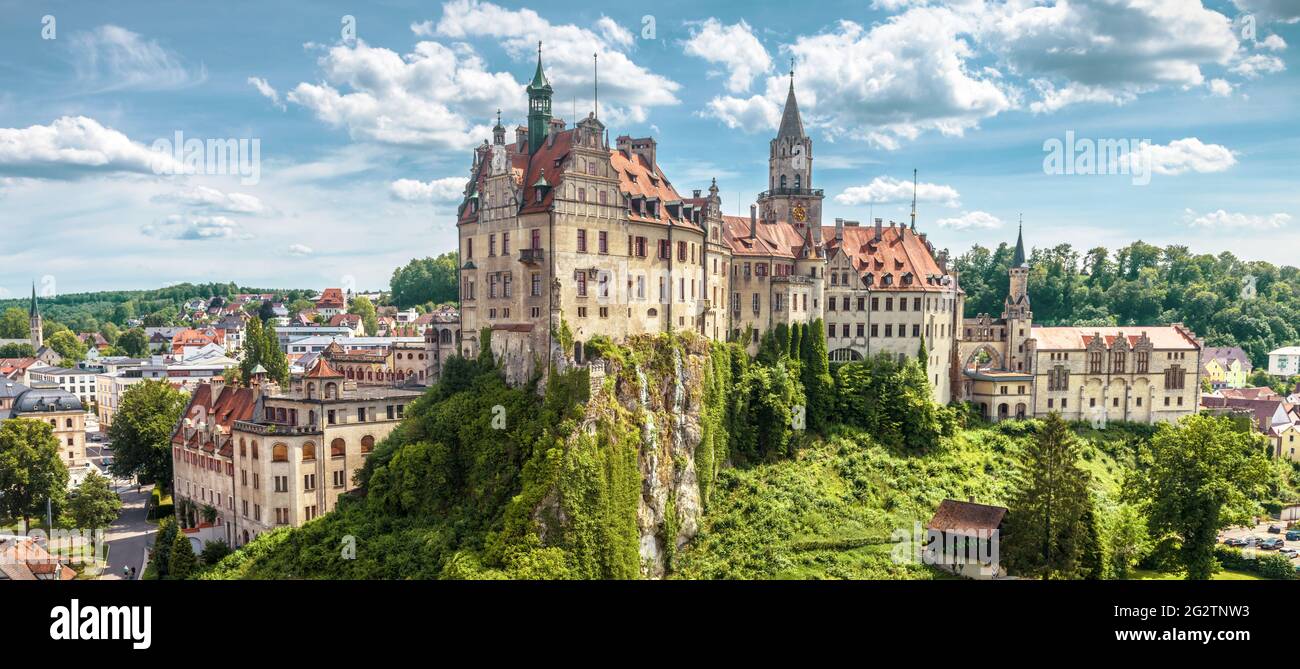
963;343;1004;371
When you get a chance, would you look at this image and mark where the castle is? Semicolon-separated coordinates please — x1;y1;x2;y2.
451;45;1200;424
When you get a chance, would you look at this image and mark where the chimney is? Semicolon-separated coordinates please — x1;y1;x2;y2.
515;125;528;151
834;217;844;243
749;204;757;239
874;217;883;242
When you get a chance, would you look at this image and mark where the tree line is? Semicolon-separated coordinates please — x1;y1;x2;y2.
956;239;1300;367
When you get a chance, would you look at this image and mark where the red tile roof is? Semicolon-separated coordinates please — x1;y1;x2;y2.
1033;326;1200;351
928;499;1007;533
821;224;948;291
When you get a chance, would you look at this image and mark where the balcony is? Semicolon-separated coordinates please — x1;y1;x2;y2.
519;248;544;265
758;187;824;199
232;421;321;436
772;275;813;285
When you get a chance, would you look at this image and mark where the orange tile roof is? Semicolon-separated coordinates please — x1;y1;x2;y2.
1033;326;1200;351
823;224;948;291
303;357;343;378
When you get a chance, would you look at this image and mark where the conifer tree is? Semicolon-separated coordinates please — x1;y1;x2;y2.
169;528;197;580
1004;413;1093;579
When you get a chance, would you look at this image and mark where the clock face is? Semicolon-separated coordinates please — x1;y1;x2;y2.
792;203;807;222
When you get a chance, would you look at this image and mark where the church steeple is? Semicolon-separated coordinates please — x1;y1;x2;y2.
1012;220;1027;267
29;282;43;349
492;108;505;145
776;61;806;140
526;41;553;155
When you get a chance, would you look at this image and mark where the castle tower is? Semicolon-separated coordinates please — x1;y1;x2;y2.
1002;223;1033;372
526;42;553;155
492;108;506;145
29;283;43;349
758;65;821;232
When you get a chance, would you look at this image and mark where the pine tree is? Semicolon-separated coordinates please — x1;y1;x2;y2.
917;338;928;373
1004;412;1093;579
788;323;803;360
799;319;833;433
260;322;290;385
1079;500;1106;579
238;317;264;384
168;528;197;580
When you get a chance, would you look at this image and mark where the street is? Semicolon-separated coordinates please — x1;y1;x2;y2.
99;483;154;580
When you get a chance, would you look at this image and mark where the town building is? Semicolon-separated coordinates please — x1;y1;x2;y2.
1267;346;1300;378
169;359;422;547
1;382;87;470
1201;346;1252;389
315;288;347;318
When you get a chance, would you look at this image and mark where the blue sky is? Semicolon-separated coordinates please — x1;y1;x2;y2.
0;0;1297;295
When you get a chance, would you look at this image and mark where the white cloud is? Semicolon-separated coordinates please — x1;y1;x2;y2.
978;0;1239;112
0;116;182;179
1131;138;1237;176
68;25;206;92
389;177;465;202
287;244;314;256
287;39;519;150
834;176;961;207
1185;208;1291;230
151;184;266;214
935;211;1003;230
683;19;772;94
700;94;780;131
1230;53;1286;78
1257;34;1287;51
705;10;1014;148
1208;78;1234;97
1232;0;1300;24
432;0;680;125
1028;80;1137;114
141;214;252;240
247;77;286;110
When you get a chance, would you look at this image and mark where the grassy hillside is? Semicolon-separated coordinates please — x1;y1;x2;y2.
674;423;1137;579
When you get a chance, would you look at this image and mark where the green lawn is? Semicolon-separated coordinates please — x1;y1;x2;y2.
1129;568;1265;581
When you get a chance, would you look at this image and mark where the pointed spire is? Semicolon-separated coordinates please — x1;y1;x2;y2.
527;41;552;94
1012;218;1027;267
30;282;40;318
777;58;805;139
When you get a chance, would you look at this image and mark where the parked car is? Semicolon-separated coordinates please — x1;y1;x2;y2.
1225;537;1249;547
1260;538;1285;550
1268;524;1283;534
1287;530;1300;541
1280;548;1299;558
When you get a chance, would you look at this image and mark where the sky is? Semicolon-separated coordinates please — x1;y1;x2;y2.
0;0;1297;296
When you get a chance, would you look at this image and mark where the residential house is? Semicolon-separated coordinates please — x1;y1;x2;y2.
1268;346;1300;378
1201;346;1252;389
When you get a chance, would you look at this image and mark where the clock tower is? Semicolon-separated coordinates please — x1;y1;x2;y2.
758;66;821;233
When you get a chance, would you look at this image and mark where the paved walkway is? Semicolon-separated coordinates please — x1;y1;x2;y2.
100;483;154;580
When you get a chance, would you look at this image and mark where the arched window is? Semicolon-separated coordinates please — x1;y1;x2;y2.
272;443;288;462
251;441;259;460
239;439;246;457
440;329;452;344
779;174;787;189
360;436;375;454
325;383;337;399
302;442;316;461
794;174;801;190
331;438;346;457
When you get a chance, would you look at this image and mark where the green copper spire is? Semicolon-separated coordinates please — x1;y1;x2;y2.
527;41;553;154
1012;221;1027;267
30;282;39;318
